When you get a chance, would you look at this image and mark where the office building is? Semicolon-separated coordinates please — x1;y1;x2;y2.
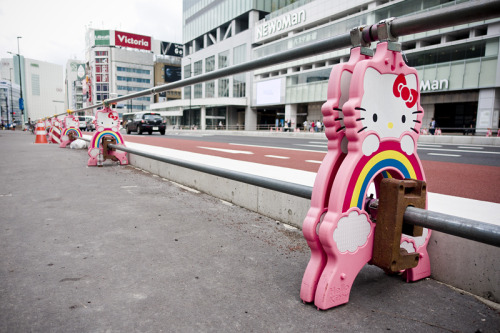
150;0;500;133
65;60;86;111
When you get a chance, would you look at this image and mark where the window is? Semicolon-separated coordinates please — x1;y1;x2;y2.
233;44;246;65
194;60;202;76
233;74;245;98
117;76;151;84
205;56;215;73
218;50;229;69
116;67;150;75
218;78;229;97
194;83;202;98
184;64;192;79
205;81;215;98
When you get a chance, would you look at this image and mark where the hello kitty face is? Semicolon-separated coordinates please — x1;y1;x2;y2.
52;119;60;127
95;109;119;132
356;68;422;156
65;116;79;129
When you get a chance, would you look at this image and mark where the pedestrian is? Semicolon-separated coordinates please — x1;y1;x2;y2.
316;120;322;132
303;120;308;131
429;118;436;135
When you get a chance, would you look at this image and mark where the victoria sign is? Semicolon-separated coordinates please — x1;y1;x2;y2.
115;31;151;51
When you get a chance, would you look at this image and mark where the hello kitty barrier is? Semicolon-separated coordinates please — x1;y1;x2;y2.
300;22;430;310
87;106;128;166
59;112;82;148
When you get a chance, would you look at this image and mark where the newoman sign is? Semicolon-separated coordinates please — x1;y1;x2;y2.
256;10;306;40
115;31;151;51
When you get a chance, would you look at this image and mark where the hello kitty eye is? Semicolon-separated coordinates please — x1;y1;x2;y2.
373;114;378;122
402;115;406;123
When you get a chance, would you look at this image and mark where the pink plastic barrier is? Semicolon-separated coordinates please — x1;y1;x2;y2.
87;107;128;166
59;113;82;148
301;40;431;310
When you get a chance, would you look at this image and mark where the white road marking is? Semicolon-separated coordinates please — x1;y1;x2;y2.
294;144;327;148
265;155;290;159
308;141;327;145
458;146;484;150
198;146;254;154
229;142;325;153
428;153;461;157
305;160;323;164
418;144;443;148
419;147;499;155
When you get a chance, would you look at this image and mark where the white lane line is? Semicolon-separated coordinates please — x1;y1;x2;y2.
419;147;500;155
229;143;325;153
305;160;323;164
458;146;484;150
294;144;327;148
308;141;327;144
418;144;443;148
428;153;461;157
265;155;290;159
198;146;254;154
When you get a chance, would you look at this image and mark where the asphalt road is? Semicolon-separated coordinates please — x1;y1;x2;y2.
118;131;500;203
119;132;500;167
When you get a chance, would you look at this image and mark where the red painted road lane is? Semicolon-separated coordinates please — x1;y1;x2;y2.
123;135;500;204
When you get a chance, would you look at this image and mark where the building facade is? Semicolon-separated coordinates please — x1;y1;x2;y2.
1;56;64;123
151;0;500;133
0;80;21;126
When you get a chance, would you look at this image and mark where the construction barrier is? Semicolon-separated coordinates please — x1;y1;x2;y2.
34;121;48;144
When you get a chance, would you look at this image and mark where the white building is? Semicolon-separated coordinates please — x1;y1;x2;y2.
1;56;64;123
0;80;20;126
150;0;500;133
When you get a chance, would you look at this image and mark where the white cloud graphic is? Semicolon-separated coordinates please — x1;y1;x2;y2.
333;211;371;253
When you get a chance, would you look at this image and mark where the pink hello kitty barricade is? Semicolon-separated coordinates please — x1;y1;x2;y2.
311;24;430;311
87;106;128;166
49;116;62;144
45;118;52;140
300;33;374;303
59;112;82;148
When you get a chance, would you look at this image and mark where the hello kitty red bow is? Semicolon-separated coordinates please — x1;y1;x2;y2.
393;74;418;108
108;112;119;121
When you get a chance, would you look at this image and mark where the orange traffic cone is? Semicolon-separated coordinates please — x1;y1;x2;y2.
34;122;48;144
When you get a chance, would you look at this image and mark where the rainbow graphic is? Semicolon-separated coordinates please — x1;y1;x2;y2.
343;141;424;211
90;130;125;148
63;128;82;138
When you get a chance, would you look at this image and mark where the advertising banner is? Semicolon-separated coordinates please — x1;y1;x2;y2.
115;31;151;51
164;65;181;82
160;42;184;57
95;30;110;46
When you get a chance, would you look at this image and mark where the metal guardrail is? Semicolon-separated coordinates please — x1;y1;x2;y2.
72;0;500;248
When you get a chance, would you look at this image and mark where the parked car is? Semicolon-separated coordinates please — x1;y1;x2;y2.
79;116;94;131
85;116;95;131
126;112;166;135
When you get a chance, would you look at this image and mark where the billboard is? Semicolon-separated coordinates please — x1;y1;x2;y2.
160;42;184;57
164;65;181;83
95;30;110;46
115;31;151;51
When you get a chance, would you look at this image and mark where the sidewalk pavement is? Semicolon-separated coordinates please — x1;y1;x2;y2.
1;130;499;333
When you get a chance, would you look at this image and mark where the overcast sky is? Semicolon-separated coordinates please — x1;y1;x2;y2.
0;0;183;68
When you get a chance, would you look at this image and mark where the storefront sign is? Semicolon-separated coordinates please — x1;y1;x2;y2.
95;30;110;46
115;31;151;51
420;79;448;92
160;42;184;57
256;10;306;40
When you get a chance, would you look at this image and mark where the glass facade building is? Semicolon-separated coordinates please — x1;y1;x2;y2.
150;0;500;133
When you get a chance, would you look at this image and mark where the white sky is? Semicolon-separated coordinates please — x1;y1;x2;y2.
0;0;183;68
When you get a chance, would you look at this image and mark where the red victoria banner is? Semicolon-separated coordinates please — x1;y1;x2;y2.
115;31;151;51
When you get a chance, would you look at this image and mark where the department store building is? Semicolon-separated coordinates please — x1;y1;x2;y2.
150;0;500;133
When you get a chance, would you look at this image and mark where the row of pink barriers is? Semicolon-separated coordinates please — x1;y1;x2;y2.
300;22;431;310
33;107;128;167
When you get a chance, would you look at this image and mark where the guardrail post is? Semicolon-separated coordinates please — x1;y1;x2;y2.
371;178;426;274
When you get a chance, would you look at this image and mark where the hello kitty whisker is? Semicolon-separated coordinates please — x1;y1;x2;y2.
333;107;342;111
336;126;345;132
411;127;418;134
334;117;343;121
412;111;423;114
355;107;366;111
356;118;365;121
357;126;367;133
413;120;421;123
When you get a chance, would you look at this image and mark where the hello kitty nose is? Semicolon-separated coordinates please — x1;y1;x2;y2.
388;122;394;129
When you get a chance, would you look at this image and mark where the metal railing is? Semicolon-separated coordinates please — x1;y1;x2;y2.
73;1;500;247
